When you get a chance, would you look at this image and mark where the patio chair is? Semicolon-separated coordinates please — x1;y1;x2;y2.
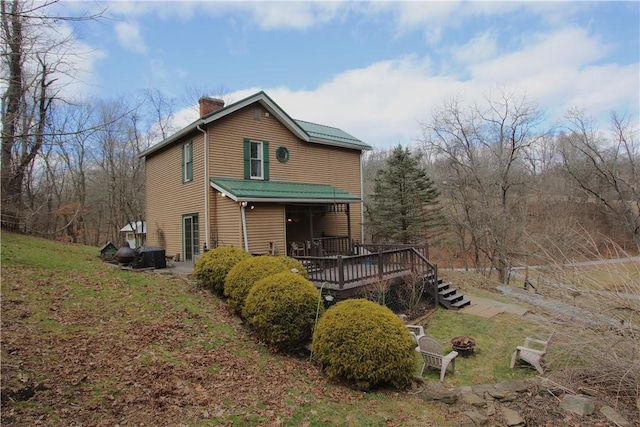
510;334;553;375
416;335;458;382
405;325;425;344
290;242;305;257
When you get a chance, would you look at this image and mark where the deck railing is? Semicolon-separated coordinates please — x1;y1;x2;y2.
295;246;437;295
310;236;352;256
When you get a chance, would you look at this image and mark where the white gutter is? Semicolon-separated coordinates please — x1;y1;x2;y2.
196;125;210;250
240;201;249;252
360;150;366;243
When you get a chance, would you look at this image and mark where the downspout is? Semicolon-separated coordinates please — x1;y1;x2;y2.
240;201;249;252
360;150;366;244
196;124;210;251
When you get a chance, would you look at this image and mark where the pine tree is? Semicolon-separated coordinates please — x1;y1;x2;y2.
366;145;445;244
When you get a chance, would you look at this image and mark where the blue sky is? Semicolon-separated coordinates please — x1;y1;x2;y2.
57;1;639;149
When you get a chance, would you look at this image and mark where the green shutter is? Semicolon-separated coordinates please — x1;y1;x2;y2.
187;141;193;180
243;138;250;179
181;144;185;183
263;140;270;181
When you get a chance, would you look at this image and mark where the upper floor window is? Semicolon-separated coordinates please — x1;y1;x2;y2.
243;138;270;181
182;141;193;182
250;140;263;179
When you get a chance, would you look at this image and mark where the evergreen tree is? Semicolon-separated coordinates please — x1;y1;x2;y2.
366;145;445;244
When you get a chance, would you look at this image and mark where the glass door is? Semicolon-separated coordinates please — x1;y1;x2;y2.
183;214;200;261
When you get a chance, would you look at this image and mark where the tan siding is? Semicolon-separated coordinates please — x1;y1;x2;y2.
204;103;364;243
244;204;286;255
146;101;365;256
215;195;243;248
145;133;205;258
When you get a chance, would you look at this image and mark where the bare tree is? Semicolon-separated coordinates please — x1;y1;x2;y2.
1;0;102;231
421;89;546;283
558;109;640;251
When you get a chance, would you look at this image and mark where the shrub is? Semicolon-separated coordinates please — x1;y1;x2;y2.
311;299;416;389
192;247;251;293
224;255;308;314
243;271;322;352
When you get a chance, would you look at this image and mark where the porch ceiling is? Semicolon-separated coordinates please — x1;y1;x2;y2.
209;177;362;204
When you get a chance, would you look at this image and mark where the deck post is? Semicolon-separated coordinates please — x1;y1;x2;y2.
337;255;344;289
377;251;384;279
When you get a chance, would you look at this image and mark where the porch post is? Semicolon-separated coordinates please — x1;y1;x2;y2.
337;255;344;289
346;204;352;252
308;207;314;254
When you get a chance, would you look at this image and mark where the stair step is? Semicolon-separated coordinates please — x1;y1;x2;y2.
439;289;457;298
442;293;463;303
437;282;450;291
451;298;472;309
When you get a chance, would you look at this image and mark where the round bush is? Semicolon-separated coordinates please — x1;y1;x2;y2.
243;271;322;352
192;247;251;293
224;255;308;314
311;299;416;389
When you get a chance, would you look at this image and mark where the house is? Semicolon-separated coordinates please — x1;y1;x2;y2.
139;91;371;262
120;220;147;248
139;91;469;309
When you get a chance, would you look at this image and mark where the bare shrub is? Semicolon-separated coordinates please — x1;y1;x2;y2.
524;230;639;402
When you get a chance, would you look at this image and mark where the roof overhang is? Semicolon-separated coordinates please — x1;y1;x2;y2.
209;177;362;204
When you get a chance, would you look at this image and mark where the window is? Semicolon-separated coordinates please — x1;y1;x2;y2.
243;139;270;180
275;146;289;163
250;140;263;179
182;141;193;182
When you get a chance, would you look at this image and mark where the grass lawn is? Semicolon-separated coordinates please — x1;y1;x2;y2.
1;232;544;426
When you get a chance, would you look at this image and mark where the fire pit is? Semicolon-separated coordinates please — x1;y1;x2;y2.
450;336;476;356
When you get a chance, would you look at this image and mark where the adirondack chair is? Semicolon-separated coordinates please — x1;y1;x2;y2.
416;335;458;382
510;334;553;375
405;325;425;344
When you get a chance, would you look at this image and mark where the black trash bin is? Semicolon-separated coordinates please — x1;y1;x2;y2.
133;246;166;269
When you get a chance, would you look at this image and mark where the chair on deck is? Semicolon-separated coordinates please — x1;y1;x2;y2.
290;242;305;257
510;334;553;375
416;335;458;382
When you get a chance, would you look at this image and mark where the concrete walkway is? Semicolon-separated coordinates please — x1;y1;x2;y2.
458;294;529;318
160;261;194;275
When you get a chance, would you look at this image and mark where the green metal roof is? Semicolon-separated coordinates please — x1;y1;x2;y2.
294;119;370;150
209;177;361;203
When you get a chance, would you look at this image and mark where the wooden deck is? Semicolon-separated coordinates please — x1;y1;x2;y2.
294;245;438;298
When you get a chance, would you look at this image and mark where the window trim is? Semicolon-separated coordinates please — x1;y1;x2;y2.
243;138;270;181
250;140;263;180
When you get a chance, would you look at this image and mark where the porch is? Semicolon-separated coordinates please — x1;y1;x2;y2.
292;239;470;309
294;240;435;294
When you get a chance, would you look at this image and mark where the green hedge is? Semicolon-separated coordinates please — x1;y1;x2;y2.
192;247;251;294
224;255;308;315
311;299;416;389
243;271;321;352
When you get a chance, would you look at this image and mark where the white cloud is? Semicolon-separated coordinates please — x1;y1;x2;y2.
231;27;634;149
451;31;499;65
115;21;148;54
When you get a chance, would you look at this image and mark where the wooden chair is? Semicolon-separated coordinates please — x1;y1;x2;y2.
510;334;553;375
405;325;425;344
416;335;458;382
290;242;305;257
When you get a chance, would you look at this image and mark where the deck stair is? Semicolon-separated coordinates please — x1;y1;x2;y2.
434;277;471;310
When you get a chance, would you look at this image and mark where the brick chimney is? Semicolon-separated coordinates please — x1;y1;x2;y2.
199;97;225;117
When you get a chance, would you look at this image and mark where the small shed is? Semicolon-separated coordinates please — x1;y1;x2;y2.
99;241;118;261
120;221;147;248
